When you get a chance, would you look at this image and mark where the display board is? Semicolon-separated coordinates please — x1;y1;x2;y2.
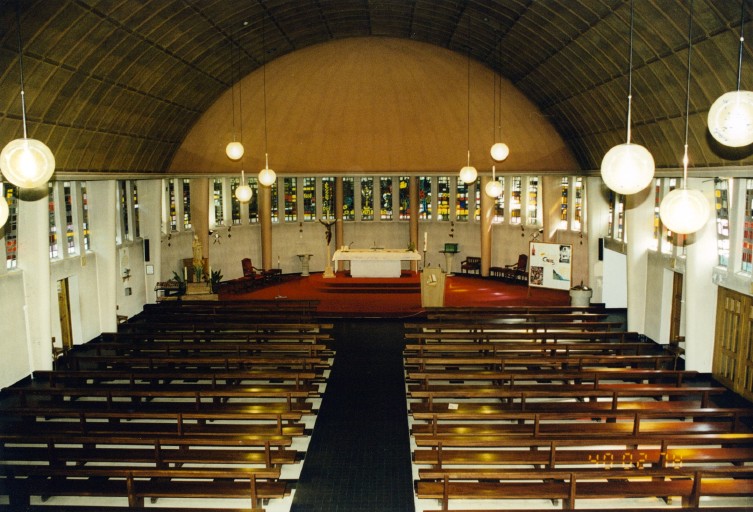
528;242;572;290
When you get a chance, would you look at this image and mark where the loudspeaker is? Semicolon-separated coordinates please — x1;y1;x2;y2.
598;238;604;261
143;239;150;262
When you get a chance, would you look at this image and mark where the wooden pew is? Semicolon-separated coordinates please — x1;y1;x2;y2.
405;330;642;344
411;407;753;438
406;320;625;332
423;305;606;315
0;432;298;469
2;466;285;509
405;353;679;372
412;432;753;469
32;368;321;389
415;467;753;510
86;340;333;359
405;341;664;357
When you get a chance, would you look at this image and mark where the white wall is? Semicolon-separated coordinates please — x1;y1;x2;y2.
602;247;627;309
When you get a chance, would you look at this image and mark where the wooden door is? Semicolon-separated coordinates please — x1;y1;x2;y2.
669;272;683;346
57;278;73;353
713;287;753;400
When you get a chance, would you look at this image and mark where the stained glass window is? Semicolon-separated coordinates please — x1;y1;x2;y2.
361;177;374;221
230;178;243;225
526;176;539;225
342;177;355;221
743;179;753;273
322;177;335;219
182;179;191;230
510;176;522;225
380;177;392;220
213;179;224;226
559;177;569;230
246;176;259;223
49;182;59;258
399;176;410;220
4;185;18;269
455;179;469;222
64;182;76;254
572;177;583;231
284;178;297;222
303;177;316;221
418;176;432;220
714;179;730;268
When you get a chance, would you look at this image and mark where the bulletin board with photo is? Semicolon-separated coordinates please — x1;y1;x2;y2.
528;242;572;290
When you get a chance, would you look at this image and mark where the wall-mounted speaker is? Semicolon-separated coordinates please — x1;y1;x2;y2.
143;239;150;262
598;238;604;261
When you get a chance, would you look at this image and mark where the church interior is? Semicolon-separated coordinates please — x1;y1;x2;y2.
2;1;753;510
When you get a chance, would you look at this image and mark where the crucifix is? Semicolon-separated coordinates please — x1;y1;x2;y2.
319;217;338;278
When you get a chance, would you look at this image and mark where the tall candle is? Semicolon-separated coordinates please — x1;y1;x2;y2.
423;232;427;251
183;267;187;280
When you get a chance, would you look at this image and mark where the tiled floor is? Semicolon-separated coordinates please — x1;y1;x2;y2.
291;320;415;512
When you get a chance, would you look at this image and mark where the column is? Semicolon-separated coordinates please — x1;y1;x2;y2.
540;175;562;243
335;177;344;271
684;178;717;372
189;178;209;260
585;177;610;304
137;180;163;303
625;186;654;333
87;180;118;335
259;183;273;270
409;177;419;271
479;175;493;276
17;186;52;372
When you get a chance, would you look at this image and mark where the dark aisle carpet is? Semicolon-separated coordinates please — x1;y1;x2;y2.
291;320;415;512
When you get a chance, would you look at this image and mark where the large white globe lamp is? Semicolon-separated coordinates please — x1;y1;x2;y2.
258;153;276;187
659;187;710;235
485;179;503;198
459;165;477;184
490;142;510;162
226;141;244;161
708;90;753;147
600;142;654;195
235;171;253;202
0;138;55;189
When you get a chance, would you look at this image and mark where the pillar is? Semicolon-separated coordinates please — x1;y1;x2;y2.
684;178;717;372
137;180;162;303
259;184;273;270
86;180;118;334
479;176;493;276
17;187;52;372
624;186;653;333
189;179;209;260
409;177;419;271
335;177;344;271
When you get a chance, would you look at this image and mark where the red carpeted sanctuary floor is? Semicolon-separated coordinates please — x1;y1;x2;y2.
220;272;570;318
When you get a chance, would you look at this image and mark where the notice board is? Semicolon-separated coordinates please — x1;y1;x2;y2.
528;242;572;290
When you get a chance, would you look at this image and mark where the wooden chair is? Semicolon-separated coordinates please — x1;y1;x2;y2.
460;256;481;275
502;253;528;282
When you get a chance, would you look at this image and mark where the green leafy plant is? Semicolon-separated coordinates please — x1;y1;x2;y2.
407;242;416;252
210;269;223;293
193;264;204;282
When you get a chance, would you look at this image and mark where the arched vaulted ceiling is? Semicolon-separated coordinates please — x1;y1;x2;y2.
0;0;752;177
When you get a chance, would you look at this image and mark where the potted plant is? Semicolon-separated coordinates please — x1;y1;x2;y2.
210;269;223;293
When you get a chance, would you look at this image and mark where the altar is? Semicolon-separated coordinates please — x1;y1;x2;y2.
332;249;421;278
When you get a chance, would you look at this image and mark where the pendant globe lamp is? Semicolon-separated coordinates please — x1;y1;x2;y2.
459;17;477;185
225;35;244;161
708;0;753;147
600;0;654;195
0;6;55;189
485;165;503;198
235;170;253;203
659;0;711;235
0;183;9;229
490;44;509;162
258;20;276;188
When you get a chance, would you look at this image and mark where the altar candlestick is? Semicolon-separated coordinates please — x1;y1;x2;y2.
423;232;427;252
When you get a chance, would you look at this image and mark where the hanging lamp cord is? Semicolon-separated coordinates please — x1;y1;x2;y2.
626;0;635;144
262;15;269;155
737;0;746;92
682;0;695;185
15;0;28;139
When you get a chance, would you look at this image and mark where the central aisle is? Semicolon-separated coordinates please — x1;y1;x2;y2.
291;320;415;512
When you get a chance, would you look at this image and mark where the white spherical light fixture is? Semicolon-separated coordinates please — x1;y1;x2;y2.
226;141;244;161
659;187;710;235
235;171;253;203
708;90;753;147
0;138;55;189
0;196;8;229
490;142;510;162
485;179;503;198
459;165;478;184
258;153;276;187
600;142;655;195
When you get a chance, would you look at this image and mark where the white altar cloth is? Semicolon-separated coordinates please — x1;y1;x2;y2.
332;249;421;278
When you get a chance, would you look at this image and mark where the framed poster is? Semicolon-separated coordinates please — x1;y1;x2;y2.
528;242;572;290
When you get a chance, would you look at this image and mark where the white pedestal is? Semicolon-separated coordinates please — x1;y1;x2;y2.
440;251;457;276
297;254;313;276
